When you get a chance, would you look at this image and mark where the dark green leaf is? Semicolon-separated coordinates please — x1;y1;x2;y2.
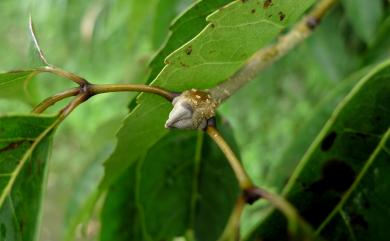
246;59;390;240
101;119;240;241
268;66;371;190
317;128;390;241
0;114;57;241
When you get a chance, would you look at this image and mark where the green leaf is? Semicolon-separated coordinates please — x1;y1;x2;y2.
147;0;233;84
101;119;240;241
317;128;390;241
102;0;316;192
245;59;390;240
150;0;183;50
268;66;371;190
0;70;38;105
341;0;384;45
0;114;57;241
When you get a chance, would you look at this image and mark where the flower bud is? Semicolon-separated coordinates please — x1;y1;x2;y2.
165;89;218;130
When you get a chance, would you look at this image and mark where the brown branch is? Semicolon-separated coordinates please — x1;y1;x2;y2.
88;84;174;101
206;125;253;190
58;93;90;118
39;66;90;86
33;83;175;114
209;0;338;102
33;88;80;114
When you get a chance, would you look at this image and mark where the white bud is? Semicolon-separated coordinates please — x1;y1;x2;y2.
165;89;218;130
165;97;194;129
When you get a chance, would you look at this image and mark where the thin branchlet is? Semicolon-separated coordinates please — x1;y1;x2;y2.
29;15;50;66
33;83;175;114
88;84;174;101
59;93;89;118
39;66;90;86
33;88;80;114
206;125;253;190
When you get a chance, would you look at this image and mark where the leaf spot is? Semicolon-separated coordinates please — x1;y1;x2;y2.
321;131;337;151
263;0;273;9
185;46;192;55
278;11;286;21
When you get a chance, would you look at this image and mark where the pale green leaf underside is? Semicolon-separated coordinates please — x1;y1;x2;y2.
0;70;38;105
102;0;316;189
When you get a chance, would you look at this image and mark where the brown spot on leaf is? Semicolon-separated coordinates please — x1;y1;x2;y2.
321;131;337;151
185;46;192;55
278;11;286;21
180;62;189;68
251;9;256;14
210;23;215;28
300;160;355;226
0;141;25;153
263;0;273;9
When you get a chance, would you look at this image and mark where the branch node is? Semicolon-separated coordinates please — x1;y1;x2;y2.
205;117;217;130
243;187;262;204
306;16;320;30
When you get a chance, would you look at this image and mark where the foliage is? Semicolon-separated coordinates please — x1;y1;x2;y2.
101;120;239;241
246;59;390;241
0;115;57;241
0;0;389;241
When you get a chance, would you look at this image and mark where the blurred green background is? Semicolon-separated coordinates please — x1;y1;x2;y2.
0;0;389;240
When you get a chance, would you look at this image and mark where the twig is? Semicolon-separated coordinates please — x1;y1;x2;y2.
58;93;90;118
209;0;338;102
205;123;316;239
89;84;174;101
33;83;175;114
33;88;80;114
206;125;253;190
39;66;90;86
249;187;315;239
